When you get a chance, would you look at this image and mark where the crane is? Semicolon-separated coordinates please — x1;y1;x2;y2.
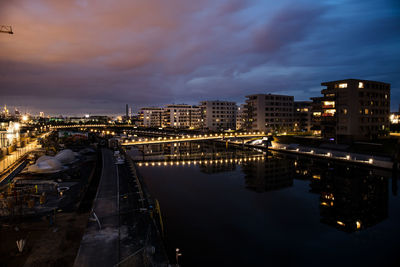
0;25;13;34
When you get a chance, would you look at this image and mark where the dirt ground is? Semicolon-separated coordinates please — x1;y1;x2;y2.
0;212;89;267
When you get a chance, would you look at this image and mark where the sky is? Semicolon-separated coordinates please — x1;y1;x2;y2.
0;0;399;116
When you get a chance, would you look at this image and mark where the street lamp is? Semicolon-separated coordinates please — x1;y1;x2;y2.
176;248;182;266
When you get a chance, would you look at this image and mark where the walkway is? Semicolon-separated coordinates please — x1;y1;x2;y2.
122;132;266;146
74;148;119;267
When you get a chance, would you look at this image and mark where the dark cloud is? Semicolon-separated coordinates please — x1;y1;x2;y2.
0;0;399;115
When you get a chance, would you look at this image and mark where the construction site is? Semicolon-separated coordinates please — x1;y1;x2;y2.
0;130;101;266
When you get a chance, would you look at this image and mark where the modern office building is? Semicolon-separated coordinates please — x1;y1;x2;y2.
244;94;294;132
140;107;163;128
199;100;237;131
162;104;201;129
317;79;390;141
294;101;312;132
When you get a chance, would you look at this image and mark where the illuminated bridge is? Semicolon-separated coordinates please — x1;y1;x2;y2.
136;155;266;167
122;132;267;146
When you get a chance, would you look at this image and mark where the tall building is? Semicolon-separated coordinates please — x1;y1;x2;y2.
294;101;312;132
199;100;237;131
162;104;201;129
310;97;323;135
244;94;294;132
236;104;246;130
317;79;390;141
140;107;163;128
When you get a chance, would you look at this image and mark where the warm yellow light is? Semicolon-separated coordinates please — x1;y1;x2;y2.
338;83;347;88
337;221;345;226
22;115;28;121
356;221;361;229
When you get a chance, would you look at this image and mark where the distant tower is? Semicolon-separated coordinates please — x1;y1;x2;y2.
125;104;129;120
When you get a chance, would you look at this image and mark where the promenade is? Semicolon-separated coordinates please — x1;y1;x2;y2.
74;148;120;267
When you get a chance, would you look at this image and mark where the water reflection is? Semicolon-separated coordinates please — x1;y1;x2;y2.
242;156;292;192
292;157;389;232
131;142;393;233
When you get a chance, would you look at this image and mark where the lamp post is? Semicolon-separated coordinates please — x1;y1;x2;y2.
176;248;182;266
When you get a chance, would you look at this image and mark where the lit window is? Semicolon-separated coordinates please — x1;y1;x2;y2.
338;83;347;88
323;101;335;108
313;112;321;117
364;109;369;114
343;109;347;115
358;82;364;88
323;109;336;116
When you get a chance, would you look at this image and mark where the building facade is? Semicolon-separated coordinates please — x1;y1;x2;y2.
162;104;201;129
199;101;237;131
318;79;390;141
236;104;246;130
140;107;163;128
294;101;312;132
244;94;294;133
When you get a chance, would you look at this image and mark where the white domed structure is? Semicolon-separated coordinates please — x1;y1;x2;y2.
55;149;76;164
28;158;63;173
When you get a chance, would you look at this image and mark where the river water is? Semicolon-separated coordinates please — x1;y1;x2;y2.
130;142;400;267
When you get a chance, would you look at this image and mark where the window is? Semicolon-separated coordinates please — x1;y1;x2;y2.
338;83;347;88
323;109;336;117
359;82;364;88
323;101;335;108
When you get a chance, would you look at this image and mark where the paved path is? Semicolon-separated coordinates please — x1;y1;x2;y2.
74;148;119;267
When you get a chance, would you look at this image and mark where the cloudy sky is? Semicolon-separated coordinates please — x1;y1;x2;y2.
1;0;399;116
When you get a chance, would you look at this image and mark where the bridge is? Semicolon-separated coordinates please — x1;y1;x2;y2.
136;155;266;167
122;132;266;146
50;124;108;129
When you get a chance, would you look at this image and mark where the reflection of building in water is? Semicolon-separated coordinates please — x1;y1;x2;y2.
199;161;236;174
242;157;292;192
315;165;388;232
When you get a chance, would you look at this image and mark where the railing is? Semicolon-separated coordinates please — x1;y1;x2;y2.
122;132;266;146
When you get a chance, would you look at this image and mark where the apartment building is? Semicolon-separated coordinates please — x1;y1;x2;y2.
318;79;390;141
140;107;163;128
244;94;294;132
162;104;201;129
199;101;237;131
310;97;323;135
294;101;312;132
236;104;246;130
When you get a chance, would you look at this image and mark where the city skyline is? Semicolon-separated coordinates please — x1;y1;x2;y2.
1;0;399;115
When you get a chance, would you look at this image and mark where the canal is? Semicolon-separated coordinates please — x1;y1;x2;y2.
128;142;400;267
